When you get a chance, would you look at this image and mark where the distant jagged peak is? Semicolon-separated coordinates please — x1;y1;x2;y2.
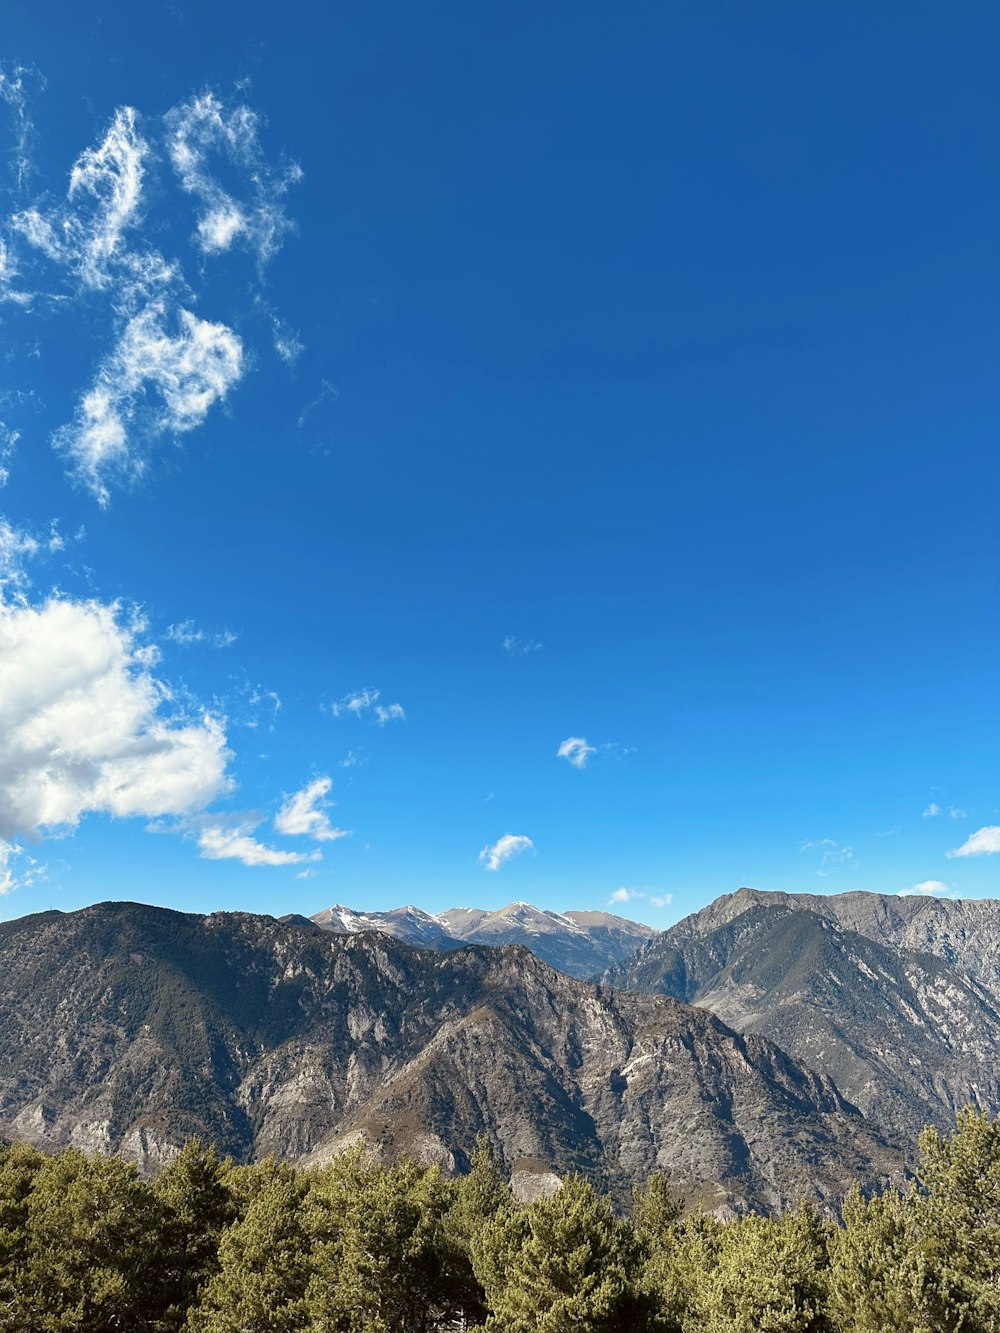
309;899;656;979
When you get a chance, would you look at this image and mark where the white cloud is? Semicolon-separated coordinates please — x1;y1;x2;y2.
271;317;303;366
503;635;542;656
374;702;405;725
949;807;967;820
297;379;338;431
4;90;298;503
0;596;231;840
558;736;596;770
274;776;350;843
923;802;941;819
0;838;45;895
14;106;152;294
480;832;533;872
948;827;1000;859
649;893;673;908
0;421;19;486
55;301;244;504
0;61;42;192
197;820;320;867
609;887;635;905
899;880;952;897
0;518;65;592
164;92;301;265
798;838;858;874
166;619;238;649
331;687;405;726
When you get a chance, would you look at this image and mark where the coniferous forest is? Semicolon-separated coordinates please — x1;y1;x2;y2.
0;1107;997;1333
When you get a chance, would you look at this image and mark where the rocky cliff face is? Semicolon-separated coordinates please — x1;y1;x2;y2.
605;889;1000;1138
0;902;901;1210
310;900;656;979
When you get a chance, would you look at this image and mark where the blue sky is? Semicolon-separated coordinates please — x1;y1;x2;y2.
0;1;996;927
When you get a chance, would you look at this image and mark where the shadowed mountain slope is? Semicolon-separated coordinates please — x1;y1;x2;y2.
605;890;1000;1138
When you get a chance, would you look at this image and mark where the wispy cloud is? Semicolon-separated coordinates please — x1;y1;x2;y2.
297;378;338;430
274;776;350;843
0;61;43;192
164;92;301;266
0;516;63;592
480;832;533;871
166;619;238;648
899;880;952;897
948;807;967;820
558;736;596;770
54;301;244;505
331;687;405;726
798;837;858;875
923;802;941;818
947;826;1000;858
3;87;300;501
502;635;543;656
607;886;672;909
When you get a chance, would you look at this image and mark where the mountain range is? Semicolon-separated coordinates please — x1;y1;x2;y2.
5;886;1000;1211
0;900;901;1211
308;901;656;979
605;887;1000;1139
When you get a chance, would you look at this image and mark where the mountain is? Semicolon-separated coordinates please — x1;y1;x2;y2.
310;900;656;979
0;901;902;1211
604;888;1000;1138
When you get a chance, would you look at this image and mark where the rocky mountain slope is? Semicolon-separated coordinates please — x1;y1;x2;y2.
0;902;902;1210
605;889;1000;1138
310;900;656;979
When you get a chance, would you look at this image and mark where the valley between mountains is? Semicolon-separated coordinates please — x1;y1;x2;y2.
1;888;996;1211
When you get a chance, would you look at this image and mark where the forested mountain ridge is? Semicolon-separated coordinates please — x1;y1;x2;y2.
0;901;903;1210
309;900;656;979
604;889;1000;1138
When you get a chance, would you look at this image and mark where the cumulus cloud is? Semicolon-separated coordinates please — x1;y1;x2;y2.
923;803;941;819
609;887;635;905
558;736;596;770
274;776;350;842
649;893;673;908
480;832;533;872
948;827;1000;858
55;301;244;504
949;807;967;820
0;596;231;841
502;635;542;656
899;880;952;897
164;92;301;265
331;687;405;726
197;819;320;867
